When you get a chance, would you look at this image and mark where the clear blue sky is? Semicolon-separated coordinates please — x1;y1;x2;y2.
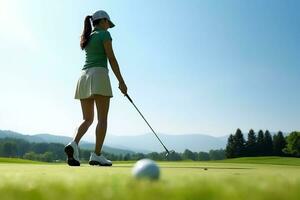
0;0;299;139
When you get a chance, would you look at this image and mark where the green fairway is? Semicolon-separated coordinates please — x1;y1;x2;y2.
0;157;299;200
0;157;43;164
217;156;300;166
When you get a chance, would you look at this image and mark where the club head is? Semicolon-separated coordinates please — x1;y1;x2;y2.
165;150;170;157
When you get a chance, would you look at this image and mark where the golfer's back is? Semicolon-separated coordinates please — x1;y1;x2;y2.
83;27;112;70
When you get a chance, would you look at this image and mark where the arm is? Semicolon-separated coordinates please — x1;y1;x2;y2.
103;40;127;94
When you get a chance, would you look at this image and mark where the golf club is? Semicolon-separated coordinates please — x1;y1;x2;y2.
125;94;172;156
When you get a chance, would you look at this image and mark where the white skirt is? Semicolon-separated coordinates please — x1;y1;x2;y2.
74;67;113;99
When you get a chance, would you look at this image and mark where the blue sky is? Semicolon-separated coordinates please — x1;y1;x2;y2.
0;0;299;139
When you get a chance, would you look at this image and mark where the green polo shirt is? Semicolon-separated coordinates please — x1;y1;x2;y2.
82;27;112;70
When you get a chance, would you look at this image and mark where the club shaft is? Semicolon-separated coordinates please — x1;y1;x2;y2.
125;94;169;153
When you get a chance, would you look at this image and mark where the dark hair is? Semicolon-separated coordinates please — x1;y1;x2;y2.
80;16;105;50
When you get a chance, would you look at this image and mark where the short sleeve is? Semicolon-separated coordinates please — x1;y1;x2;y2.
103;31;112;42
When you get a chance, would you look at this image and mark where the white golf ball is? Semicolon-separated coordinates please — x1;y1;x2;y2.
132;159;160;180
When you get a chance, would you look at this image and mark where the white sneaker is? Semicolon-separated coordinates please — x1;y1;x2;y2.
89;152;112;166
64;141;80;166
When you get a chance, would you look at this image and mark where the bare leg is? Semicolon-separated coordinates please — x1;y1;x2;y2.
94;95;110;155
74;98;94;144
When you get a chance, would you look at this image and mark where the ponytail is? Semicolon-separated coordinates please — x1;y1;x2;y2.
80;15;92;50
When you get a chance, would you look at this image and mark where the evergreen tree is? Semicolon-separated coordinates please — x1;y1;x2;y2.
264;130;273;156
234;128;246;157
246;129;257;156
257;130;264;156
283;131;300;157
226;134;235;158
273;131;287;156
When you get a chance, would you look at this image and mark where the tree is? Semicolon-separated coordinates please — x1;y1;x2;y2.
131;153;146;160
264;130;273;156
198;152;210;161
48;143;65;160
123;153;131;161
273;131;287;156
2;142;17;157
226;134;235;158
283;132;300;157
80;149;91;161
183;149;196;160
40;152;54;162
234;129;246;157
166;151;182;161
209;149;225;160
246;129;257;156
15;139;31;157
148;152;162;160
257;130;264;156
32;143;49;154
23;151;38;160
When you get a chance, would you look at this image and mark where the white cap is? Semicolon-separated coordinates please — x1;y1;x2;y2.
92;10;115;28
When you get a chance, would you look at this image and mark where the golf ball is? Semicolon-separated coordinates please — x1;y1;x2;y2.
132;159;160;180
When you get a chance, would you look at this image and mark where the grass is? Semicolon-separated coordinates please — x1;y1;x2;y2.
0;157;299;200
216;156;300;165
0;157;43;164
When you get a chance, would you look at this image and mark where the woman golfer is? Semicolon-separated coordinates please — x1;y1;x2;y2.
64;10;127;166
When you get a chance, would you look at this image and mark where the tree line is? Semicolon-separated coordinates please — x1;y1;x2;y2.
0;137;225;162
226;129;300;158
117;149;225;161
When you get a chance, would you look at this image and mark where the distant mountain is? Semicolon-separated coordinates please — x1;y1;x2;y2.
34;131;289;153
0;129;229;153
0;130;134;155
104;133;228;153
1;128;290;154
0;130;45;143
104;131;288;153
